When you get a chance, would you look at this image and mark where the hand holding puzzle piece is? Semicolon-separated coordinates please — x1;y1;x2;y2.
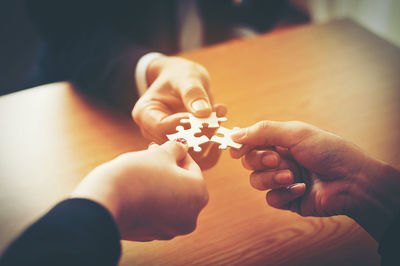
166;112;242;152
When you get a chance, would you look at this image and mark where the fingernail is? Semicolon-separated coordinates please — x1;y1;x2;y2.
275;171;292;185
287;183;305;194
262;154;278;168
174;138;187;145
231;128;247;141
191;99;210;112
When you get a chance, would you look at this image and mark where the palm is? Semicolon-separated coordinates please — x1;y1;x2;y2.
292;169;351;217
284;133;364;217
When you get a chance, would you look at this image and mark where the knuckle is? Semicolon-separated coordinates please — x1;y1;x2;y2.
182;85;205;99
265;191;276;207
289;120;308;129
249;172;263;190
265;191;272;204
249;173;258;188
132;100;145;125
289;120;312;140
241;157;251;170
258;120;271;131
131;103;139;119
195;64;208;75
131;109;140;125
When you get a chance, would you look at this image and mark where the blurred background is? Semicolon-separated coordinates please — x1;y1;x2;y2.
0;0;399;96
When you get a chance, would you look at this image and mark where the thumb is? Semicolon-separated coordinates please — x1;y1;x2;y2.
161;140;189;164
231;120;311;148
177;78;212;117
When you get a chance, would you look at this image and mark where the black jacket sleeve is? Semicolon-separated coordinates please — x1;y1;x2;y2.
24;0;152;111
379;213;400;266
0;199;121;266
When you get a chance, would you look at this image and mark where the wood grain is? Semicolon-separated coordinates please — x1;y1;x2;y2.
1;19;399;265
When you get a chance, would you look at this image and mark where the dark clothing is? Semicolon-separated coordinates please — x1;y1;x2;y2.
379;213;400;265
0;199;121;266
24;1;164;111
1;198;399;265
23;0;291;111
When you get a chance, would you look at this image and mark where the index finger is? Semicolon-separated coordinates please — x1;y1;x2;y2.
180;150;202;175
142;107;189;143
231;121;312;149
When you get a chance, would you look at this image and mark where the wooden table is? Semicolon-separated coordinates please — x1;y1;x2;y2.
1;19;399;265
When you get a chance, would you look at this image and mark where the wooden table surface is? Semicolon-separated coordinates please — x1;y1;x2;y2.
1;19;400;265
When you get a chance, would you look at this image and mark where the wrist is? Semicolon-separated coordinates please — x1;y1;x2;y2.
135;52;165;96
146;55;170;85
71;171;122;222
348;157;400;241
96;157;150;239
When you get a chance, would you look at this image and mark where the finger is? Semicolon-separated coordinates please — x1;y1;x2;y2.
133;95;187;143
275;146;290;156
250;169;294;190
231;120;312;148
266;183;306;210
148;142;159;149
189;141;222;171
161;141;189;164
177;78;212;117
180;150;202;174
242;149;279;171
229;144;253;159
241;148;298;173
141;109;189;142
141;127;157;143
214;104;227;118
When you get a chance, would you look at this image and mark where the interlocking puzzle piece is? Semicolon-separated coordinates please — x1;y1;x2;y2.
180;112;227;130
166;126;209;152
210;126;243;150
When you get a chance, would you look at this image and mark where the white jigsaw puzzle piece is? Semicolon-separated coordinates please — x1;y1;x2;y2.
180;112;227;130
210;126;243;150
166;126;209;152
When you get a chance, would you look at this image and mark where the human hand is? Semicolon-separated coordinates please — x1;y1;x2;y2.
71;141;208;241
230;120;400;241
132;56;227;144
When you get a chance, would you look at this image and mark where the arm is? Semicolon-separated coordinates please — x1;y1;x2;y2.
25;0;225;144
1;141;208;264
24;0;150;111
379;213;400;265
0;199;120;266
230;121;400;258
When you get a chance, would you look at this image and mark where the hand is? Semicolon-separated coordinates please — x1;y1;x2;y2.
230;120;400;241
132;56;227;144
71;141;209;241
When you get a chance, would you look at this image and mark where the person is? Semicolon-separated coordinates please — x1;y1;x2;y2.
0;140;208;265
23;1;231;170
24;0;227;143
229;120;400;265
1;121;399;265
23;0;294;144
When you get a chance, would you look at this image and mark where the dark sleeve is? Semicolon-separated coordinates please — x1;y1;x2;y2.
24;0;151;112
378;213;400;266
0;199;121;266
